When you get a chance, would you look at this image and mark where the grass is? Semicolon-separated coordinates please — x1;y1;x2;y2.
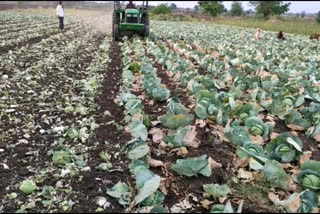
228;179;280;213
151;14;320;36
214;16;320;36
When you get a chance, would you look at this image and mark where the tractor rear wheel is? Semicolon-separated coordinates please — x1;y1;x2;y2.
112;11;120;36
144;25;149;37
141;13;149;25
114;24;120;41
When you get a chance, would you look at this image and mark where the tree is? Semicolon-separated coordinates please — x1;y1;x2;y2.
194;5;199;12
246;9;254;15
169;3;177;10
198;1;226;18
300;11;306;18
317;11;320;24
230;1;244;16
249;1;291;18
151;4;171;15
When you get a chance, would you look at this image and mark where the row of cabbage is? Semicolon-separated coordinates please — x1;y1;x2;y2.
106;37;168;213
143;29;320;212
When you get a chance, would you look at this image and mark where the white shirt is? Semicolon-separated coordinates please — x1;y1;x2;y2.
56;5;64;17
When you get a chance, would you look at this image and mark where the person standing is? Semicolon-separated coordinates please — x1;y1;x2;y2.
56;1;64;31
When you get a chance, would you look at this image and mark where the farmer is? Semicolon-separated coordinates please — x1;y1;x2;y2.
126;1;136;9
254;28;262;40
56;1;64;31
277;31;286;40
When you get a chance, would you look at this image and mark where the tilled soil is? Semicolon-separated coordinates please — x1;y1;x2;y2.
70;41;132;213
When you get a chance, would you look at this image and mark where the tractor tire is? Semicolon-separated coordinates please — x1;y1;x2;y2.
144;25;149;37
113;24;120;41
112;11;120;36
141;13;149;25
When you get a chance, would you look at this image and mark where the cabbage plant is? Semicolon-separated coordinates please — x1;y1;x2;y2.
264;133;303;163
244;117;273;139
297;160;320;190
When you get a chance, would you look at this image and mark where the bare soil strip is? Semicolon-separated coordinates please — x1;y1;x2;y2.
70;41;131;213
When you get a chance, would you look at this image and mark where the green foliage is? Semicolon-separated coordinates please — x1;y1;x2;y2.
52;150;71;166
151;4;172;15
19;180;37;194
203;183;230;199
230;1;244;17
298;190;319;213
198;1;226;18
169;3;177;10
263;160;290;189
171;155;212;177
317;11;320;24
249;1;291;18
106;181;132;206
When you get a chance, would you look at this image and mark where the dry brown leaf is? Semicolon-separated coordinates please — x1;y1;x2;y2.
259;70;272;78
183;126;199;148
312;207;320;213
208;157;222;169
151;120;161;127
299;151;312;166
233;157;249;169
200;199;213;209
148;100;154;106
132;113;142;121
270;132;280;140
147;157;164;168
313;133;320;142
252;170;264;182
250;135;265;146
266;114;277;123
258;113;265;120
286;124;305;131
281;163;295;169
160;177;173;195
290;131;298;137
158;142;167;153
137;95;145;101
299;87;305;95
237;168;253;181
195;119;206;128
206;119;215;126
173;72;181;81
268;192;280;204
269;191;301;213
149;128;164;143
176;147;188;156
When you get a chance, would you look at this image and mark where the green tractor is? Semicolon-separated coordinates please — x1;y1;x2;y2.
112;1;149;41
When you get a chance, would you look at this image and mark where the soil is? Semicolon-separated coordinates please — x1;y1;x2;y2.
69;41;132;213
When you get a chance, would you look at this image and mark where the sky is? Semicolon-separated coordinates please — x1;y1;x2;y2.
145;1;320;14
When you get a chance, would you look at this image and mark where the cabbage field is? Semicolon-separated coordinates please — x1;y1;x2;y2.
1;12;320;213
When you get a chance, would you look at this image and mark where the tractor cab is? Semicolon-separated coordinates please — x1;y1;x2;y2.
112;1;149;41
